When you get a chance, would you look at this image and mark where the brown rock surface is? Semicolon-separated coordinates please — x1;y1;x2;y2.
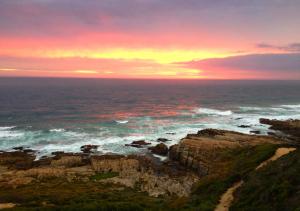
169;128;282;176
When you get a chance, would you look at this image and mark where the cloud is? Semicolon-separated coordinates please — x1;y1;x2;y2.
0;0;300;49
179;53;300;79
0;56;155;72
257;43;300;52
0;56;201;78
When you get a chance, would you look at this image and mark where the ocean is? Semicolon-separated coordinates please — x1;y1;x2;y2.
0;78;300;158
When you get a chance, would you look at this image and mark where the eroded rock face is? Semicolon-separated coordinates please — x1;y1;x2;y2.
0;151;35;170
260;118;300;139
91;155;140;173
169;128;282;176
0;150;198;197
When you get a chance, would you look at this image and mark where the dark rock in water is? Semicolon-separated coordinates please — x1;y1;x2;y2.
238;125;251;128
13;146;24;151
52;151;65;156
148;143;168;156
166;132;176;135
80;145;98;153
157;138;172;142
250;130;261;134
236;117;243;120
125;140;151;148
23;149;35;153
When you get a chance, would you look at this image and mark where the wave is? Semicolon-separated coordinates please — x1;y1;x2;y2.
115;120;129;124
280;104;300;109
0;126;16;131
195;108;233;116
49;128;65;132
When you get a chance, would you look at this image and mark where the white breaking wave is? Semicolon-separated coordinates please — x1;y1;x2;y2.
280;104;300;109
195;108;233;116
0;126;16;131
115;120;129;124
49;128;65;132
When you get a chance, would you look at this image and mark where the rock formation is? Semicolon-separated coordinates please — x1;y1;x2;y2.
169;128;282;176
260;118;300;139
148;143;168;156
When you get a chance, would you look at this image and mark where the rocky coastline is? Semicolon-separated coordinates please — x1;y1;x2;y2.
0;118;299;210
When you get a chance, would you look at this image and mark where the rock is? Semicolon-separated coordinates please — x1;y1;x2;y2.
13;146;24;151
196;128;226;137
51;155;83;167
125;140;151;148
91;155;140;173
169;128;282;176
238;125;251;128
260;118;300;138
0;151;35;170
148;143;168;156
166;132;176;135
250;130;261;134
157;138;172;142
80;145;98;153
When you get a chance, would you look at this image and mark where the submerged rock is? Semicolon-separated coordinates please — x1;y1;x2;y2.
80;145;98;153
250;130;261;134
148;143;168;156
238;125;251;128
157;138;172;142
125;140;151;148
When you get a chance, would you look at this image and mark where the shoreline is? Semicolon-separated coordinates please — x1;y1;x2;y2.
0;118;299;210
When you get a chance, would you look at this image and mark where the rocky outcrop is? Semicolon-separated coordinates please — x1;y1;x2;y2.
0;150;197;197
91;155;140;173
0;151;35;170
260;118;300;138
169;128;282;176
148;143;168;156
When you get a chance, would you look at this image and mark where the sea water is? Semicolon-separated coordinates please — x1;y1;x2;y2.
0;78;299;158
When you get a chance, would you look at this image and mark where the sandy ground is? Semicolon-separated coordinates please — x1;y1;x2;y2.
215;147;297;211
0;203;16;209
215;181;244;211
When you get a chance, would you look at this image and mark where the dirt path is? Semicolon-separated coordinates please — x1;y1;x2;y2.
256;147;296;170
215;147;296;211
0;203;16;209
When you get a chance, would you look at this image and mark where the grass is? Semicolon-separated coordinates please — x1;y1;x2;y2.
0;179;168;211
181;144;279;211
231;149;300;211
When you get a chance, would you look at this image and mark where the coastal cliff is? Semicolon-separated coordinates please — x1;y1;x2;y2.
0;118;299;210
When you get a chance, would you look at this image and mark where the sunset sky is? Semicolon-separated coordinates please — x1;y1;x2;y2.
0;0;300;79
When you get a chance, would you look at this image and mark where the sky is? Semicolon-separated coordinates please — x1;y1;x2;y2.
0;0;300;79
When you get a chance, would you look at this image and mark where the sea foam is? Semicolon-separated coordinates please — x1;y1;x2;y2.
195;108;233;116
